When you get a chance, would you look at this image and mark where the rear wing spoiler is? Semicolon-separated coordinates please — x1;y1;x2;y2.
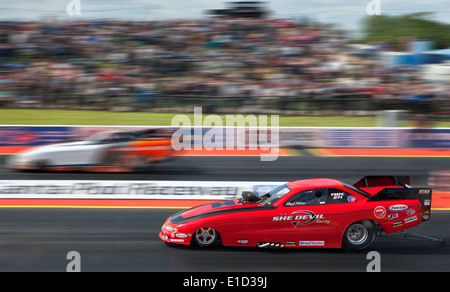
353;176;410;189
354;176;432;221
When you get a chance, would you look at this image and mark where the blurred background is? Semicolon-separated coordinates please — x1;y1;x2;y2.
1;2;450;273
0;1;450;126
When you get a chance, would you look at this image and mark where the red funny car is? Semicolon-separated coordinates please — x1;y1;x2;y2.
160;176;434;250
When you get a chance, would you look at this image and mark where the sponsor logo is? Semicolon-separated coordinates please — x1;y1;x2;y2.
406;208;415;216
419;189;430;194
273;211;327;226
393;221;403;227
374;206;386;219
388;213;399;220
237;239;248;244
299;241;324;246
389;204;408;212
386;188;414;194
405;216;417;224
170;238;185;243
175;233;188;238
347;195;356;202
285;241;296;247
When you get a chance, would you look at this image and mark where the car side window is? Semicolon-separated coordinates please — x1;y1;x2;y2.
101;133;134;144
284;188;326;207
326;188;357;204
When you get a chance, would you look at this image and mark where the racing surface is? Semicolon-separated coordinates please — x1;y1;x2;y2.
0;208;448;272
1;153;450;184
0;153;449;272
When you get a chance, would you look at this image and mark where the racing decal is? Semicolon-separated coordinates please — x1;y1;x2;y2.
272;211;329;226
236;239;248;244
299;241;325;246
290;210;324;224
170;238;185;243
388;213;399;220
374;206;386;219
389;204;408;212
393;221;403;228
330;192;344;200
406;208;415;216
326;188;356;203
285;241;296;247
405;216;418;224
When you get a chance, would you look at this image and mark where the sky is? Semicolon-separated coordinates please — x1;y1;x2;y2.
1;0;450;34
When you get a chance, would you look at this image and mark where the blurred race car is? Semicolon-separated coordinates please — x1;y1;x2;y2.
160;176;434;250
6;129;176;172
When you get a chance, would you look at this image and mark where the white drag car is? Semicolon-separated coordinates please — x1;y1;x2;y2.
6;129;175;172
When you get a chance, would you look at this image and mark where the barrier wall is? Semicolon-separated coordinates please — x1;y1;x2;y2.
0;180;285;200
1;125;450;148
0;180;447;209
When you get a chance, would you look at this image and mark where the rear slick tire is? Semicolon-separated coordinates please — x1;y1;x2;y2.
342;220;376;251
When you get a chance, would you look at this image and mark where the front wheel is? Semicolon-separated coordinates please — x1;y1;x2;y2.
193;227;219;248
342;220;376;251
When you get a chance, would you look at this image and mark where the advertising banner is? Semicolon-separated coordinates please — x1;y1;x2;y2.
0;180;285;200
406;128;450;148
320;128;407;148
0;125;449;149
0;126;75;146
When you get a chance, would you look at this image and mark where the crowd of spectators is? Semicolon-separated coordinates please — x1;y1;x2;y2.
0;17;449;115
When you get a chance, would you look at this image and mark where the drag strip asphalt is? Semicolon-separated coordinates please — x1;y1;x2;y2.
2;154;450;184
0;154;449;272
0;208;448;272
